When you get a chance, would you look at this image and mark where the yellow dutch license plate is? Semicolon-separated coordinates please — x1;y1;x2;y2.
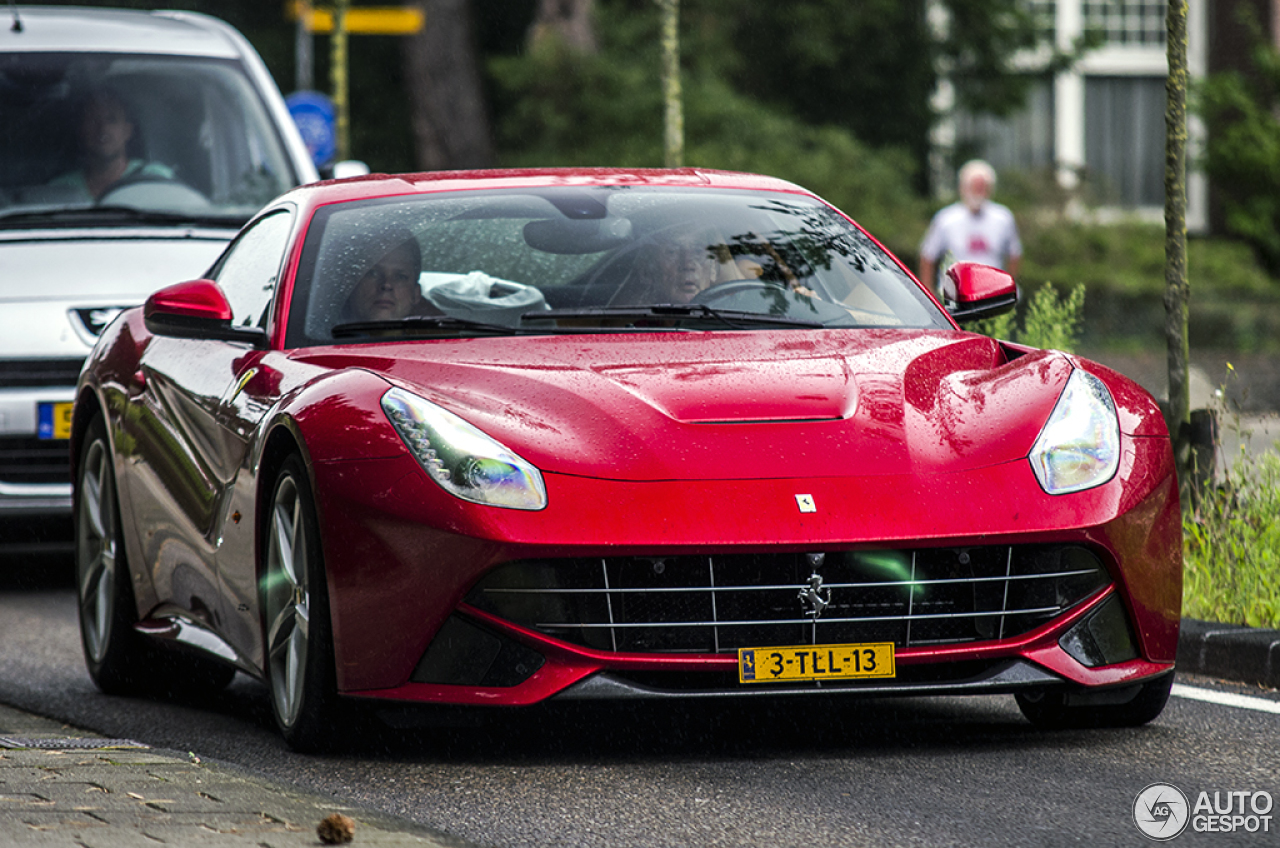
37;401;74;441
739;642;895;683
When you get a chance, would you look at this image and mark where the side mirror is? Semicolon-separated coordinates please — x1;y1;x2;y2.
323;160;371;180
942;262;1018;323
144;280;267;347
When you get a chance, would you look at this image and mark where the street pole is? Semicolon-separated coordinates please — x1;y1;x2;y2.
332;0;350;162
295;0;313;90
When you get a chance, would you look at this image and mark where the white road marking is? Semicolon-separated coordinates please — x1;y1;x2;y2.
1172;683;1280;714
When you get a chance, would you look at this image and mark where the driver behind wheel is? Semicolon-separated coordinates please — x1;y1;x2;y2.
616;227;726;305
48;86;174;201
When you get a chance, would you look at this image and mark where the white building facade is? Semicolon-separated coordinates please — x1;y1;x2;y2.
932;0;1208;231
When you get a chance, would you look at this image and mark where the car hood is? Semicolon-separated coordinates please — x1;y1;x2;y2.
0;235;229;357
298;330;1077;482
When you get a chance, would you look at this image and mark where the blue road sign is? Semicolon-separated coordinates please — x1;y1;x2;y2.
286;90;337;168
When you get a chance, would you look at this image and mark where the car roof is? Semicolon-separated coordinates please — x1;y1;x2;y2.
4;6;243;59
280;168;816;210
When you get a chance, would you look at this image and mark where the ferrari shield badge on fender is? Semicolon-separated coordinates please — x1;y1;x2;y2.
795;494;816;513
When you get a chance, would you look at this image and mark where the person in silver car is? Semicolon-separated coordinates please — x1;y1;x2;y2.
48;87;175;201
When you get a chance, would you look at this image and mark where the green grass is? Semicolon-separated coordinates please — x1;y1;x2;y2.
1015;221;1280;353
1182;433;1280;628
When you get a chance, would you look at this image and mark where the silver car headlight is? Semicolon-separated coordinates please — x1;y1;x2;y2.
381;387;547;510
1029;369;1120;495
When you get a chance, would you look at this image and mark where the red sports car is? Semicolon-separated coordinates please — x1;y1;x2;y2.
71;169;1181;750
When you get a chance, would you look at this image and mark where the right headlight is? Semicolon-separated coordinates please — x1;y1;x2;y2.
1029;369;1120;495
381;387;547;510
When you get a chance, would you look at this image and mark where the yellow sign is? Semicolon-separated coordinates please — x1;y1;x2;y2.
290;4;425;35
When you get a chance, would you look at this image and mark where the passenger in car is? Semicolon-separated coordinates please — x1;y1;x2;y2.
49;87;175;201
342;235;429;322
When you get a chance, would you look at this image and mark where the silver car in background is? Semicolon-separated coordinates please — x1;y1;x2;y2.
1;7;318;548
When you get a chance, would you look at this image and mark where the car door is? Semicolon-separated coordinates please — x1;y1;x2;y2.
126;210;293;628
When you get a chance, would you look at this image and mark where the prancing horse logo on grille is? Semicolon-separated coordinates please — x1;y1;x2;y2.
798;573;831;619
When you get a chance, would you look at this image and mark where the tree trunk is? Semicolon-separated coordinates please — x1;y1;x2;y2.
527;0;597;54
1164;0;1191;505
656;0;683;167
401;0;494;171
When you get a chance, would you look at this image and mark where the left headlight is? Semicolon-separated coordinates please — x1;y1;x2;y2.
1029;369;1120;495
381;387;547;510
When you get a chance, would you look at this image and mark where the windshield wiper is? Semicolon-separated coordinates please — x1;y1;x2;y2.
331;314;529;339
0;205;246;228
530;304;825;329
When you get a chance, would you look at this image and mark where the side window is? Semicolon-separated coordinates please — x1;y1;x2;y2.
213;211;293;328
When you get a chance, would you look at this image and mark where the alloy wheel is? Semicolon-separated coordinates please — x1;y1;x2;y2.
265;473;311;729
77;438;117;664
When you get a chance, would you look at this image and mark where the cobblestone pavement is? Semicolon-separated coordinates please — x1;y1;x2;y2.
0;703;466;848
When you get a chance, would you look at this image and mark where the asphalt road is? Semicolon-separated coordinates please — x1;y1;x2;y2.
2;559;1279;847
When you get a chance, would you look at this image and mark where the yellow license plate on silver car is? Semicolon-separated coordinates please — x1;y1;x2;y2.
738;642;895;683
37;401;74;440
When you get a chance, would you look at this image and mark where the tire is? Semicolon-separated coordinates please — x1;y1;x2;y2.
261;455;342;751
1015;671;1174;730
76;415;147;694
76;415;238;697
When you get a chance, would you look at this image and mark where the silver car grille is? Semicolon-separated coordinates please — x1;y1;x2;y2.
0;437;72;485
467;546;1111;654
0;358;85;389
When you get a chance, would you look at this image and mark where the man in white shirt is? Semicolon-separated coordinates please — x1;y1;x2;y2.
918;160;1022;293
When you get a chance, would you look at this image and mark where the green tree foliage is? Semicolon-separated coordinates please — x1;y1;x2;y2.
686;0;934;169
1196;12;1280;277
680;0;1045;188
487;0;929;253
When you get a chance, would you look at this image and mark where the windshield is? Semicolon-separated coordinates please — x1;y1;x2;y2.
286;187;948;345
0;52;298;224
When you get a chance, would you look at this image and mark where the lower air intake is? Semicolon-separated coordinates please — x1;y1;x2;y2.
467;545;1110;654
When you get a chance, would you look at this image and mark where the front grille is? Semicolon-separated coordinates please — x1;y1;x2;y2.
0;358;85;388
467;546;1110;654
0;437;72;484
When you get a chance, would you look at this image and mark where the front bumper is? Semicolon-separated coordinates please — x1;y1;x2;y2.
0;386;75;523
0;482;73;516
313;428;1180;706
347;582;1176;708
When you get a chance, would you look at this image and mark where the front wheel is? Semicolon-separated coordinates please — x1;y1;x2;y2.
262;455;342;751
1015;672;1174;730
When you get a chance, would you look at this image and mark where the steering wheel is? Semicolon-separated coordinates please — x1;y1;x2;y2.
690;279;784;305
99;173;209;210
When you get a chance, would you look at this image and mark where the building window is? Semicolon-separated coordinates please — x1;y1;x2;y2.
1083;0;1166;46
1027;0;1057;41
955;77;1056;173
1085;75;1166;206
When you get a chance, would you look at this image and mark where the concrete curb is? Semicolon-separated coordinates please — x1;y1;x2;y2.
1176;617;1280;689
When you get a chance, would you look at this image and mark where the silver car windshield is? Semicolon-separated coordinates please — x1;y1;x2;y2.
288;187;949;345
0;52;298;224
